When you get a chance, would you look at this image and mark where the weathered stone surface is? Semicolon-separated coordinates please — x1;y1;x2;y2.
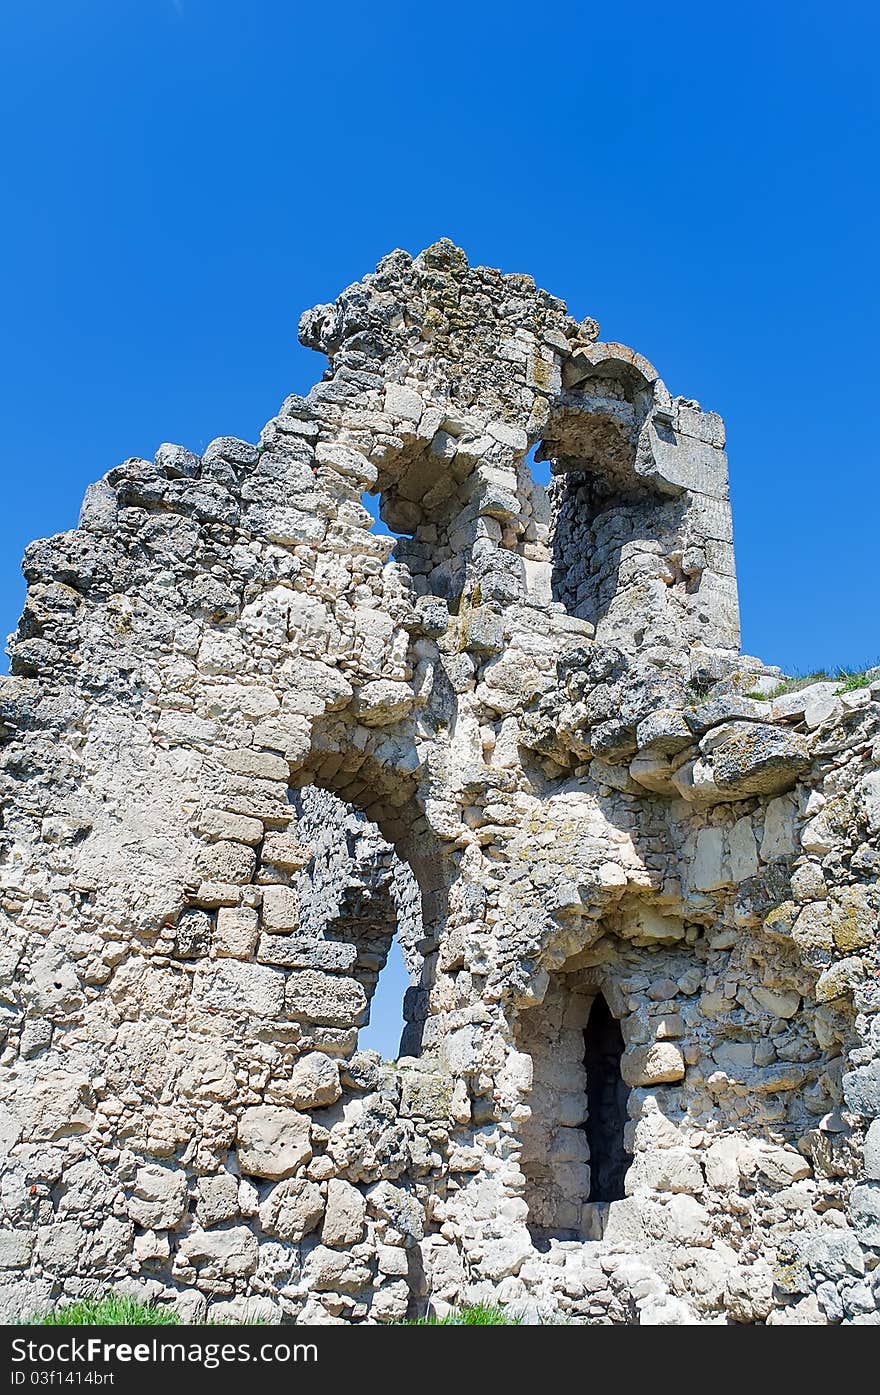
236;1107;312;1179
622;1043;686;1086
322;1179;366;1247
259;1177;324;1241
710;723;811;797
285;970;368;1026
179;1225;259;1277
278;1052;342;1109
127;1166;188;1230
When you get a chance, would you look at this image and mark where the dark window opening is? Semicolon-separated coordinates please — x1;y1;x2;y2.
583;993;632;1202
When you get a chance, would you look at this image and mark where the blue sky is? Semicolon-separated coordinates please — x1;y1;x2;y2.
2;2;877;1055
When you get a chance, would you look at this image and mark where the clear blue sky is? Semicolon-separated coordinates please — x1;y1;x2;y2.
2;2;878;1055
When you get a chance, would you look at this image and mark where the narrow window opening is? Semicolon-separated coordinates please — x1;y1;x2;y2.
290;786;424;1063
583;993;632;1202
357;935;409;1060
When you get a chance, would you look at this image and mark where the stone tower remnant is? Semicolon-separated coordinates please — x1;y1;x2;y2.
0;241;877;1324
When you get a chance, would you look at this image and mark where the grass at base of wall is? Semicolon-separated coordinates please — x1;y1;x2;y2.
402;1304;521;1325
29;1296;180;1325
32;1296;520;1327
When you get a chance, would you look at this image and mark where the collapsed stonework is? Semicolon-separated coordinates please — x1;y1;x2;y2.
0;240;878;1324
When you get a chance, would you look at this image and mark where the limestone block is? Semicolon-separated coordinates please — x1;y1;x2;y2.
12;1070;95;1142
198;808;264;846
629;753;675;794
36;1221;88;1272
214;906;259;959
690;826;728;891
355;679;415;726
635;708;692;755
617;903;685;944
849;1183;880;1246
257;936;357;972
727;816;758;882
803;689;843;730
252;715;312;766
0;1229;34;1269
173;907;213;958
128;1165;188;1230
791;902;833;963
192;960;285;1018
196;1173;240;1228
480;1228;533;1280
829;884;877;953
755;1146;811;1187
220;748;291;781
463;607;504;656
261;832;311;870
815;957;865;1002
260;1177;324;1241
628;1148;703;1195
384;384;424;424
236;1106;312;1179
260;884;300;933
196;840;257;884
285;969;368;1027
622;1043;685;1087
863;1119;880;1181
760;795;798;862
208;1297;282;1324
322;1179;367;1247
179;1226;259;1277
857;770;880;834
724;1262;774;1323
377;1244;409;1277
704;1136;755;1188
315;441;378;487
281;1052;342;1109
304;1245;372;1293
709;722;811;798
751;986;800;1018
366;1181;424;1244
400;1070;452;1119
523;558;553;606
686;694;767;736
663;1194;711;1245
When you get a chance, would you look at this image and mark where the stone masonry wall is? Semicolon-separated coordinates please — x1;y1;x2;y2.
0;242;877;1324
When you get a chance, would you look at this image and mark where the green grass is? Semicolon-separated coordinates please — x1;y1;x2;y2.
744;666;875;701
404;1303;521;1325
30;1295;180;1326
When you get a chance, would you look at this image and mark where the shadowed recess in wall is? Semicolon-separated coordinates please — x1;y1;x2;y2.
583;993;631;1203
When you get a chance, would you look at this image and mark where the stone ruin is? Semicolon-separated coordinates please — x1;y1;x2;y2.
0;240;878;1325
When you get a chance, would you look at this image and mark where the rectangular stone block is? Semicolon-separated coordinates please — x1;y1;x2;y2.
193;961;285;1018
261;884;300;933
257;936;357;971
261;832;311;871
199;808;264;846
220;748;292;781
215;906;260;959
285;969;367;1027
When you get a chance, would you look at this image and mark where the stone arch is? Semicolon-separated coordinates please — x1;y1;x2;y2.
232;706;456;1063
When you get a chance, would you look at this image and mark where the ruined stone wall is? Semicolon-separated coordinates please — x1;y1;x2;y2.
0;242;877;1325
